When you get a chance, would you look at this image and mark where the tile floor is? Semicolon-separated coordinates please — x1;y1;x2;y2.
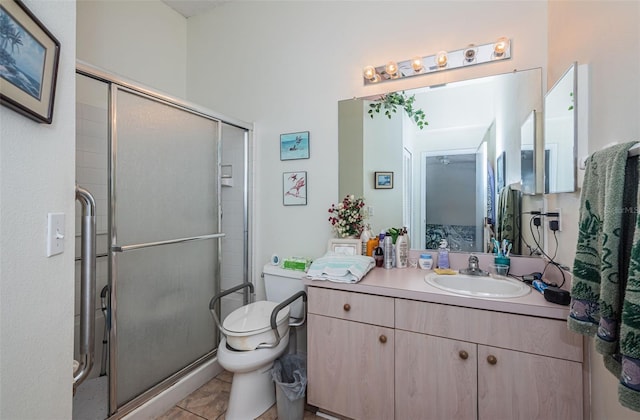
155;370;322;420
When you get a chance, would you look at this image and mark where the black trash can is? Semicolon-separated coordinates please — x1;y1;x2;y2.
271;353;307;420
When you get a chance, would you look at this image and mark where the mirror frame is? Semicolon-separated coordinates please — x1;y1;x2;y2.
543;62;578;194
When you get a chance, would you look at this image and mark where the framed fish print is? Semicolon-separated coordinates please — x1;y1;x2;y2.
280;131;310;160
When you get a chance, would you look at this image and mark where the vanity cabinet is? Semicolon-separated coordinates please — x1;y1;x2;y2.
307;287;394;420
307;285;584;420
395;299;583;420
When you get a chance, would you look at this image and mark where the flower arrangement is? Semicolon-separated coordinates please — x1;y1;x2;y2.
328;194;367;238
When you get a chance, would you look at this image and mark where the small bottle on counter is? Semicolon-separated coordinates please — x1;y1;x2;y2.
373;244;384;267
383;235;394;269
395;232;408;268
437;239;450;269
419;254;433;270
360;224;371;256
366;236;379;257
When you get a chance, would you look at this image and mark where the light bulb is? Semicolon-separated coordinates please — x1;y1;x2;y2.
363;65;377;81
411;56;423;72
436;51;448;68
464;46;476;63
494;37;509;56
385;61;399;77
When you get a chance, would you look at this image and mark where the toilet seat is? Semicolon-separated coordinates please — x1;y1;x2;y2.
223;301;290;351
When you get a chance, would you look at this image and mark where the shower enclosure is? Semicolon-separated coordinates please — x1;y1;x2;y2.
73;63;252;418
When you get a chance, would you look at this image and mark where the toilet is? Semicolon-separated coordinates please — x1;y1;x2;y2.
213;264;307;420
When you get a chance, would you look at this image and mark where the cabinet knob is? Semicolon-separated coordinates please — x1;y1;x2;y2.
379;335;387;343
487;355;497;365
459;350;469;360
343;303;351;311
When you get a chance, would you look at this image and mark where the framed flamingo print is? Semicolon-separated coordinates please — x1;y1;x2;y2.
283;171;307;206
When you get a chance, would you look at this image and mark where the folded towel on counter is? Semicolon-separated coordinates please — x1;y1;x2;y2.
306;252;375;283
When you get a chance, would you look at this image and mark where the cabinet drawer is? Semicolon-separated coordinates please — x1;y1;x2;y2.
395;299;583;362
308;287;394;328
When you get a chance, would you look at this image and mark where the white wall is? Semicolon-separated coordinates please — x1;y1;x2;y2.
547;1;640;419
185;1;548;277
76;0;187;98
0;0;76;418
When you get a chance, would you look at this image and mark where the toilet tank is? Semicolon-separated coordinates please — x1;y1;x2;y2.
263;264;306;318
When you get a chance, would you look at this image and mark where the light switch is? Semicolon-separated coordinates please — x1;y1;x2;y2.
47;212;65;257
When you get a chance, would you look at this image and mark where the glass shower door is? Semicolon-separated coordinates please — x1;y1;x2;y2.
110;86;221;408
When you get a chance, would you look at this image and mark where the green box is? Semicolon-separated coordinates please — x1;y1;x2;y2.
282;258;310;271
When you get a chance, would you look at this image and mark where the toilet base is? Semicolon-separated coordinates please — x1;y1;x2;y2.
218;336;290;420
226;363;275;420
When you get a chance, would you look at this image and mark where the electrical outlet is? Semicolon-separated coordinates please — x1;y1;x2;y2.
555;207;562;231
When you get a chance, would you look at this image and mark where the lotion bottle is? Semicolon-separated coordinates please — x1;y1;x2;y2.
437;239;450;269
395;232;408;268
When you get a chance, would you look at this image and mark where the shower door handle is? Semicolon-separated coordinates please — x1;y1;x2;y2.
74;185;97;392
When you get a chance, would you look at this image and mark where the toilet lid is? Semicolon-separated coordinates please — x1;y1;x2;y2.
223;301;290;335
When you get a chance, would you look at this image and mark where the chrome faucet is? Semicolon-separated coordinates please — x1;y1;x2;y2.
459;254;489;276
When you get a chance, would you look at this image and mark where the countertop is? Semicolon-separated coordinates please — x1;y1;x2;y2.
304;266;571;321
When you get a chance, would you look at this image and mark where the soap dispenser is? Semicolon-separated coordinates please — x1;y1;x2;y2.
437;239;450;269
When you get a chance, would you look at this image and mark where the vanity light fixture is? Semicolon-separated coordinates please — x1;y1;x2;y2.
362;37;511;85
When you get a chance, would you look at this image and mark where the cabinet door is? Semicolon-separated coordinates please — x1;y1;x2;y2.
396;330;477;420
478;345;583;419
308;314;394;419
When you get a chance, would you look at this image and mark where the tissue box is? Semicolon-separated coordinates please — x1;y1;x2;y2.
282;257;311;271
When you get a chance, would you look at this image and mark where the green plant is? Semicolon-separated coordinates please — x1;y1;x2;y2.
568;91;574;111
368;91;428;129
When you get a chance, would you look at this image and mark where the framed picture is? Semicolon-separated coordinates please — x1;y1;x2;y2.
0;0;60;124
327;238;361;255
374;171;394;189
283;171;307;206
280;131;310;160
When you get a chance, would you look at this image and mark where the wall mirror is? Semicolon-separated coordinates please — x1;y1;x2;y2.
543;62;577;194
338;68;544;255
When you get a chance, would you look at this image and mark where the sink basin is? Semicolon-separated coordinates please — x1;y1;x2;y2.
425;273;531;298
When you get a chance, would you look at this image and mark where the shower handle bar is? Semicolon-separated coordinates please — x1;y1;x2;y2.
74;185;97;392
112;233;225;253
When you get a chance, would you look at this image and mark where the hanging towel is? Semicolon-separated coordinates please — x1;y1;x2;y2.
306;252;375;283
496;184;521;255
619;155;640;411
568;141;640;411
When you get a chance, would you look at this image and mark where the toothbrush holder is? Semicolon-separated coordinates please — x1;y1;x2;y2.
494;256;510;274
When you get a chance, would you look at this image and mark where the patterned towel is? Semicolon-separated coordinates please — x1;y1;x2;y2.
568;141;640;412
306;253;375;283
619;156;640;410
496;184;521;255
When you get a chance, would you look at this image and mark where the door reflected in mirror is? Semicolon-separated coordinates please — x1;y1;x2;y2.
544;62;577;193
338;68;544;255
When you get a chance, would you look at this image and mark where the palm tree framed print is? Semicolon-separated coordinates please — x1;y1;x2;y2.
0;0;60;124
